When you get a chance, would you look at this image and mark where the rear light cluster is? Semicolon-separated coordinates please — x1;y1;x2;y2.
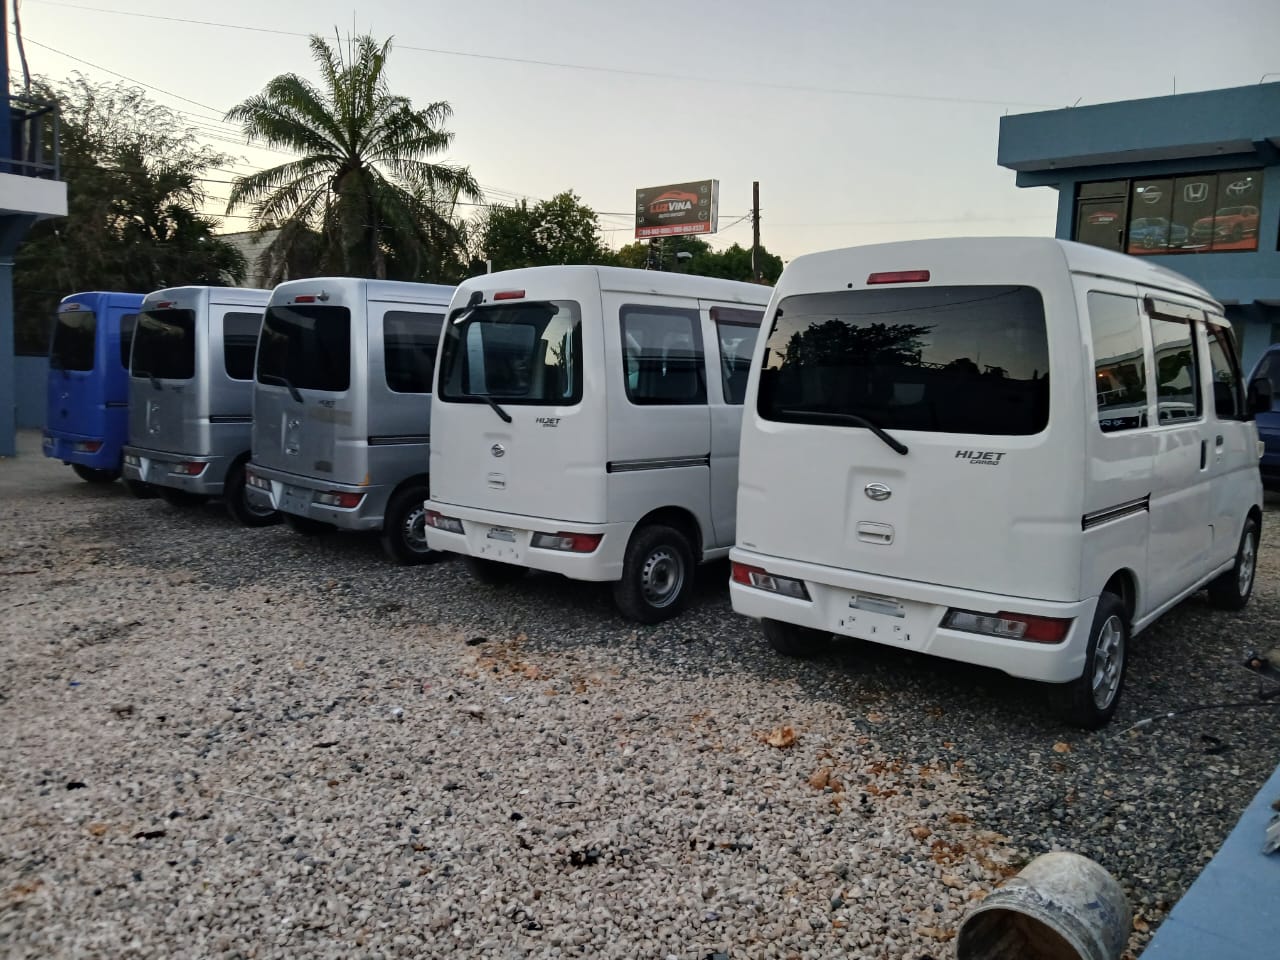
313;490;365;509
731;562;811;601
170;462;207;477
530;531;602;553
943;609;1071;644
72;440;103;454
245;471;270;491
124;454;140;467
425;510;464;534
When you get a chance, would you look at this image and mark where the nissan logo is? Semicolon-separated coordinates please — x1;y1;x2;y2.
864;482;892;501
491;443;506;458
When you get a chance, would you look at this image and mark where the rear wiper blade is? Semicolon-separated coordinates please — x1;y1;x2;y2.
778;409;909;456
261;373;303;404
479;393;512;424
134;369;162;391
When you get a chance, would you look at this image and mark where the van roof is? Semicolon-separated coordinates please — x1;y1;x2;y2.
268;277;455;306
142;286;271;308
458;265;772;305
58;291;146;309
778;237;1221;312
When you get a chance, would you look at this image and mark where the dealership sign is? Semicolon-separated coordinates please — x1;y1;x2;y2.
635;179;719;238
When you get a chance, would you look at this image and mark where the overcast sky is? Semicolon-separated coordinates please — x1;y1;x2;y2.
11;0;1280;261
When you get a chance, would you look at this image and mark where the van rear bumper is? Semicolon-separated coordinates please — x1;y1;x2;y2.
424;501;630;582
122;445;228;496
245;462;388;532
728;547;1095;685
43;431;121;470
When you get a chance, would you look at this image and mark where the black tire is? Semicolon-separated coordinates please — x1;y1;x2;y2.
72;463;119;484
123;478;158;499
1207;516;1259;611
762;618;831;658
380;484;435;565
224;461;280;528
464;556;528;585
612;524;694;624
283;513;335;537
158;486;209;508
1053;592;1127;730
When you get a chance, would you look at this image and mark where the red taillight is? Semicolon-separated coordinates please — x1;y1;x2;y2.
172;462;207;476
493;290;526;301
530;531;602;553
866;270;930;285
293;295;317;303
731;562;765;585
997;612;1072;643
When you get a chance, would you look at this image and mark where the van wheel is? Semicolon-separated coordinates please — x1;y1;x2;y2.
283;513;335;537
1207;517;1259;611
762;619;831;658
613;524;694;624
464;557;528;585
381;484;435;565
1053;592;1127;730
158;487;208;508
72;464;119;484
225;462;280;528
123;478;158;499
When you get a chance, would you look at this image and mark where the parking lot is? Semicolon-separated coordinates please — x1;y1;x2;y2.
3;434;1279;959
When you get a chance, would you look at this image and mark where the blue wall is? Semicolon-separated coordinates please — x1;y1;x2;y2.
15;355;46;429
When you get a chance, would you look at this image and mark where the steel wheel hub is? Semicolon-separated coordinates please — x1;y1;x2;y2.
640;548;684;608
1091;615;1125;710
1238;531;1257;595
403;505;430;553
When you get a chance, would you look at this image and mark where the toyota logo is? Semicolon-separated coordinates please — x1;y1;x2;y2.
491;443;506;458
864;482;892;501
1225;179;1253;198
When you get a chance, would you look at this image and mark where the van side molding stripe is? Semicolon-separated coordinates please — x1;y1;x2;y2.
209;415;252;424
106;401;128;409
607;455;711;474
368;434;431;446
1082;495;1150;530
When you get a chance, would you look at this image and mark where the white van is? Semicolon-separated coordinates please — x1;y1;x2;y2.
424;265;772;622
731;237;1264;727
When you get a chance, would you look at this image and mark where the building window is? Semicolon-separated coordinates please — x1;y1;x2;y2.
1075;170;1263;256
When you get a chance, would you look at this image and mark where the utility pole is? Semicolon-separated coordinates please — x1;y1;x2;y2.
751;180;762;282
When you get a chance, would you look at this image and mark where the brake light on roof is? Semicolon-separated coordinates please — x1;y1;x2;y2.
425;510;463;534
530;531;603;553
493;290;526;301
731;562;811;601
943;609;1072;643
866;270;931;285
293;295;317;303
63;303;81;311
155;301;175;309
313;490;365;509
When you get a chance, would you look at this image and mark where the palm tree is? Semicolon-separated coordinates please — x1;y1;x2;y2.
225;33;481;280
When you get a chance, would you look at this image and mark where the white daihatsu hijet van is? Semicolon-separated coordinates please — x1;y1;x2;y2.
731;237;1264;728
243;278;455;564
424;265;772;622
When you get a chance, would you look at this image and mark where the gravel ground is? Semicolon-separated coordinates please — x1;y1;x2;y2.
2;434;1279;959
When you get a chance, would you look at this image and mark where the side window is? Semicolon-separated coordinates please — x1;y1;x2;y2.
711;306;763;405
1205;322;1244;420
119;313;138;369
223;312;262;381
384;310;444;394
1146;303;1202;424
1087;292;1147;433
620;305;706;405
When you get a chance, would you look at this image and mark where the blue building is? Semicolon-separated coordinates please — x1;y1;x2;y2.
998;82;1280;372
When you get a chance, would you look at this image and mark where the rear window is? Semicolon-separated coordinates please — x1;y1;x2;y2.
757;285;1050;436
50;309;97;372
712;306;764;405
438;300;582;405
223;312;263;381
383;310;444;394
257;304;351;392
131;309;196;381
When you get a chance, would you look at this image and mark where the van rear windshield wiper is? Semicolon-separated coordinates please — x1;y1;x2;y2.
134;369;163;391
478;393;513;424
260;373;303;404
778;408;909;456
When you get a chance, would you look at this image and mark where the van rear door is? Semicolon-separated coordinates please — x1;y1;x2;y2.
128;305;199;452
48;302;103;439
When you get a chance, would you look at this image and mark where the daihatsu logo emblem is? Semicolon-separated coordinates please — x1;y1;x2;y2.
865;482;892;501
491;443;506;458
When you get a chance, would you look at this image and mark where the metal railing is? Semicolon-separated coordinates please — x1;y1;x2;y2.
2;95;60;179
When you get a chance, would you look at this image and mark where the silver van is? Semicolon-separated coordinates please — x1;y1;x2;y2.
243;278;454;563
122;286;276;526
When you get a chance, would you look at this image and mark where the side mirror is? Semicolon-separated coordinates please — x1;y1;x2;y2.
1246;377;1274;419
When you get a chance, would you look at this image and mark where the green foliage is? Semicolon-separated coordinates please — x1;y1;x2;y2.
12;74;246;354
226;33;481;282
611;239;783;283
477;191;612;271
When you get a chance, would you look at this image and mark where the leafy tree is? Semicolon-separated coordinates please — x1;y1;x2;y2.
478;191;611;270
12;75;245;353
611;238;782;282
226;33;480;281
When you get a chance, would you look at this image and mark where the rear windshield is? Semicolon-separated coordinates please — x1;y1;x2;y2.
757;285;1050;436
131;309;196;381
256;304;351;392
50;310;97;372
438;300;582;405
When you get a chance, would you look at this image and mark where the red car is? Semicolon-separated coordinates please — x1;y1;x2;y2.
1191;205;1259;244
648;191;700;215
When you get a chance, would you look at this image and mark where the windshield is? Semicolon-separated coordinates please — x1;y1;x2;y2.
256;304;351;392
438;300;582;405
50;310;97;372
757;285;1050;436
131;309;196;380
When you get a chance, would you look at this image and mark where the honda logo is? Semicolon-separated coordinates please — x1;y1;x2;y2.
1183;182;1209;203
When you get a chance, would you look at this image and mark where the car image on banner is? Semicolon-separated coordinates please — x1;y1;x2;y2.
635;180;719;239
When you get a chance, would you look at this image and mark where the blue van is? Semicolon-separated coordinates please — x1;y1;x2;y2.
43;291;148;489
1250;344;1280;490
